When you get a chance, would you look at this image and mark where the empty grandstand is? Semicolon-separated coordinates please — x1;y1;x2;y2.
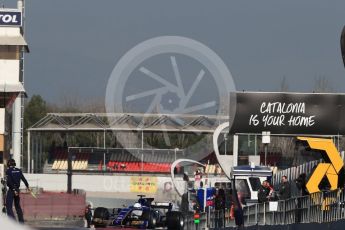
47;147;183;174
28;113;228;174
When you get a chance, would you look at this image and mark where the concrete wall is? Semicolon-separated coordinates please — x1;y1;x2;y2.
24;173;186;194
24;173;229;196
0;60;19;82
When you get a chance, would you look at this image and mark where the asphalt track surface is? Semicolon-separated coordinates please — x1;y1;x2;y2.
37;228;163;230
37;228;149;230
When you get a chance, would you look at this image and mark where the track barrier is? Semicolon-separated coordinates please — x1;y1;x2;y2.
184;188;345;229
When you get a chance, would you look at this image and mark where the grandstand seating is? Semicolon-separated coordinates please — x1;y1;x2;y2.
51;149;89;170
259;151;282;166
105;161;171;173
50;148;177;173
205;164;223;174
104;149;178;173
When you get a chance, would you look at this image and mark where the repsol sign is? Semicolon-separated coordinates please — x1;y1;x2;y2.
0;11;22;26
229;92;345;135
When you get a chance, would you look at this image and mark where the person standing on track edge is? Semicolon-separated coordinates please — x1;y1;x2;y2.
5;159;30;223
85;204;93;228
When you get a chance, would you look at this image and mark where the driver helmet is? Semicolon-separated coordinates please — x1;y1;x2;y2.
133;203;142;209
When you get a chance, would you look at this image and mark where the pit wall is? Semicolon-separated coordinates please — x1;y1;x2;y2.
24;173;186;194
24;173;229;196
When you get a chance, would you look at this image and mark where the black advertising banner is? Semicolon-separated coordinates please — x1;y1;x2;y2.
229;92;345;135
0;11;22;26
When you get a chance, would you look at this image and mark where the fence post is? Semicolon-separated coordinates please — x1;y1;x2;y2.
207;210;210;229
263;202;266;225
336;189;340;221
283;200;286;225
50;195;53;219
255;204;258;224
320;191;324;223
247;206;249;224
307;195;311;223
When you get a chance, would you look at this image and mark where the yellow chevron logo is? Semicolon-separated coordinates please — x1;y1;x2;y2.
297;137;344;194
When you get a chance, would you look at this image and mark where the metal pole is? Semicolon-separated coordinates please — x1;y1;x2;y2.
254;134;258;156
103;130;106;149
233;135;238;166
12;97;21;169
253;205;256;225
224;133;227;155
103;152;106;171
67;148;72;194
31;133;34;173
264;143;268;166
39;134;42;173
27;131;30;173
141;130;144;150
203;186;206;213
34;135;38;173
263;202;266;225
141;152;143;172
32;135;34;173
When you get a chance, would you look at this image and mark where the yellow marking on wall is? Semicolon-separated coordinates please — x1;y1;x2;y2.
130;176;158;194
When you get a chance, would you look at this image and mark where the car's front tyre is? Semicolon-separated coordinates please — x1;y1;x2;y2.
142;210;157;229
166;211;184;230
92;207;110;228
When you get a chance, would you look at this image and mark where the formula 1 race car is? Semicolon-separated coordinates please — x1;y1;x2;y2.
92;195;184;229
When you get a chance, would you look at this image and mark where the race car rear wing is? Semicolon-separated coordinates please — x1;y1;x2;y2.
151;202;173;210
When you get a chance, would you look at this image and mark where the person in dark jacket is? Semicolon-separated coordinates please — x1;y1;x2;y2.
295;173;309;196
214;188;226;228
232;182;244;228
278;175;291;200
258;180;270;203
5;159;30;223
85;204;92;228
295;173;309;223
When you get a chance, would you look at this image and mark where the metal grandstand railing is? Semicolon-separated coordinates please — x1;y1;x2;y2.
243;189;345;226
183;209;237;229
271;160;321;186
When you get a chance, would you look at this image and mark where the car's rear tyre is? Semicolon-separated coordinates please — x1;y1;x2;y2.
167;211;184;230
93;207;110;228
142;210;157;229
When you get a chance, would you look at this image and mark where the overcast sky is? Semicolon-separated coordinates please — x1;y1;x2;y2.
13;0;345;108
